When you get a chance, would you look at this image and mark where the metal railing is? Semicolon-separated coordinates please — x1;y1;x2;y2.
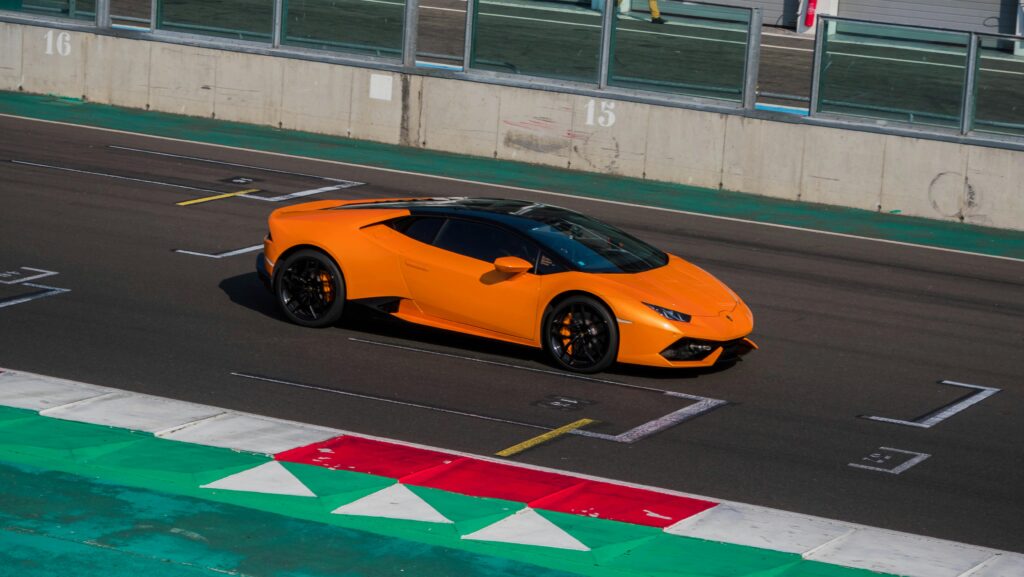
4;1;1023;149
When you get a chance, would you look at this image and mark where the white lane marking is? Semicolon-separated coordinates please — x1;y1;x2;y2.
848;447;930;475
6;114;1020;264
230;371;554;431
572;391;726;443
174;244;263;259
763;43;812;52
233;369;722;445
108;145;362;184
10;159;222;193
861;380;1001;428
422;4;464;12
1;366;1016;576
0;283;70;309
831;51;1024;76
348;336;640;388
0;267;59;285
242;184;359;202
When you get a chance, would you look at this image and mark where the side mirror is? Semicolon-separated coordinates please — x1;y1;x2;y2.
494;256;532;274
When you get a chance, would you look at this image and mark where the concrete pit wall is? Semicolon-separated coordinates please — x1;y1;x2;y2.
2;21;1021;231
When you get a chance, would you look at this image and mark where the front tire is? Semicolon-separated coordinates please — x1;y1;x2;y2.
543;296;618;374
274;249;345;328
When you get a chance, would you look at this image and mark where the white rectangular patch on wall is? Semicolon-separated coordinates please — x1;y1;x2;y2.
369;74;392;102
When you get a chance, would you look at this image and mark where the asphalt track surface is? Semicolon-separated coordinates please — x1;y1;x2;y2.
1;114;1023;553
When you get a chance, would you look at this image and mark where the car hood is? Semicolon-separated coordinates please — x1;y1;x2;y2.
597;255;739;317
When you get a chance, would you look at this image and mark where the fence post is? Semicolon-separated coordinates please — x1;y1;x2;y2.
463;0;476;70
959;32;979;135
96;0;110;28
598;0;614;88
742;8;761;110
402;0;419;67
808;16;827;116
151;0;160;31
272;0;283;47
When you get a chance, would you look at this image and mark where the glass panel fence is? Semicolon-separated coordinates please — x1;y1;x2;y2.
816;18;969;129
157;0;273;42
609;0;751;102
283;0;404;58
111;0;150;29
10;0;94;21
416;0;464;68
470;0;602;83
971;34;1024;137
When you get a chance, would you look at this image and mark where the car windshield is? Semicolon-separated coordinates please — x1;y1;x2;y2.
524;212;668;273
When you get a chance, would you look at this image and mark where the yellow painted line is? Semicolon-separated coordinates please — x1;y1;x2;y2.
176;188;260;206
495;418;596;457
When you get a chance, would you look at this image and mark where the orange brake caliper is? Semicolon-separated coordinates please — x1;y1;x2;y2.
560;313;573;354
318;272;334;303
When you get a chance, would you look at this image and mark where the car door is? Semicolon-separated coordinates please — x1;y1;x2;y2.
399;218;542;340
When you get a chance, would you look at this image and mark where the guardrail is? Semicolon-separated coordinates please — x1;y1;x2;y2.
3;0;1023;150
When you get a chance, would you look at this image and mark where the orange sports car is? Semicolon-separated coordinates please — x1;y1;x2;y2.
258;197;755;373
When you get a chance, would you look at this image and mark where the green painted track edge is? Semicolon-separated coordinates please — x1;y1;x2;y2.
0;405;893;577
2;91;1022;260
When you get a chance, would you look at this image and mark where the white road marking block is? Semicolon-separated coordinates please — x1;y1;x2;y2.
201;461;315;497
665;502;855;554
461;508;590;551
962;552;1024;577
158;411;342;455
40;391;224;433
0;370;114;410
332;484;452;524
803;527;996;577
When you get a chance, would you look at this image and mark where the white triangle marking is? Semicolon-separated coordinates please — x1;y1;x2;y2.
462;508;590;551
332;484;453;524
200;461;316;497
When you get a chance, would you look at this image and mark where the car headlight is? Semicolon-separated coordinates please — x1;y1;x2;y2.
644;303;691;323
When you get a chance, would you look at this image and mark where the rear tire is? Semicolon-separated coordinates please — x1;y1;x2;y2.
542;295;618;374
274;249;345;328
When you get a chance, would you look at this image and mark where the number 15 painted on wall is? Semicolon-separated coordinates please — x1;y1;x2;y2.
585;99;616;128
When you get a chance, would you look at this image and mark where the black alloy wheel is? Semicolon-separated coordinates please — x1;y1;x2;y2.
544;296;618;373
274;249;346;328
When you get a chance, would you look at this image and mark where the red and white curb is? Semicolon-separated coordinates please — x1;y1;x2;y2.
0;368;1021;576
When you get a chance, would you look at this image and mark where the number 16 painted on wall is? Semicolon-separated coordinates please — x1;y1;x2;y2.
44;30;71;56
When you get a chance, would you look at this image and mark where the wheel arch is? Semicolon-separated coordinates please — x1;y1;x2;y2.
539;290;617;339
272;244;344;283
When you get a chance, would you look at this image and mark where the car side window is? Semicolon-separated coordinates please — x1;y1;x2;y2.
535;252;565;275
391;217;444;245
434;219;538;266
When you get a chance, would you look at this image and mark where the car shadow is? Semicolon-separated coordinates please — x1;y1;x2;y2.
220;272;745;380
218;272;547;364
219;272;281;321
